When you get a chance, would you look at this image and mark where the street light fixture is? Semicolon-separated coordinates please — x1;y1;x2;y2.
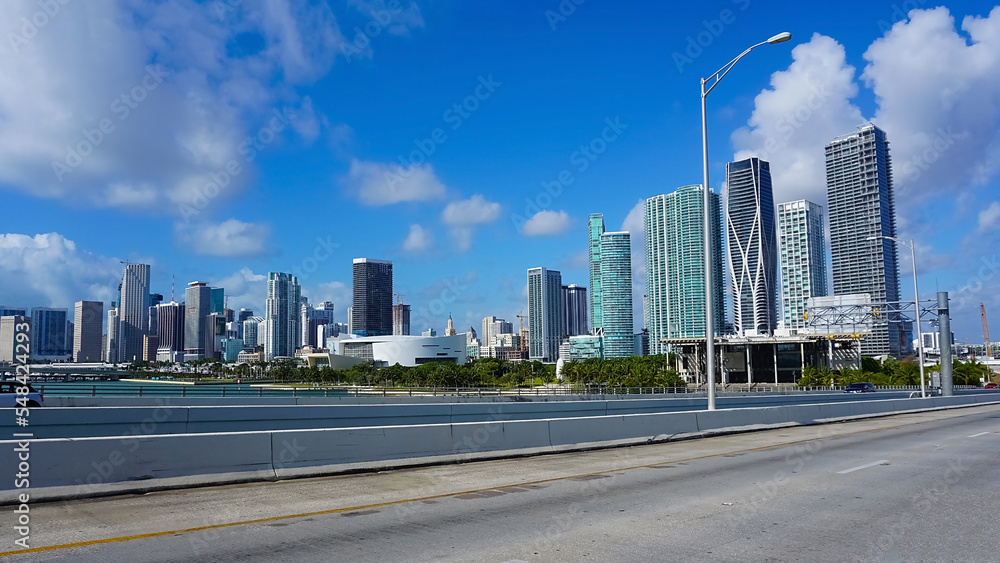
701;32;791;410
868;235;927;398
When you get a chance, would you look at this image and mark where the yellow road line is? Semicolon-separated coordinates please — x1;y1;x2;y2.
1;408;993;557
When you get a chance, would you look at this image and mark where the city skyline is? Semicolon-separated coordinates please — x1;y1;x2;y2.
1;2;999;346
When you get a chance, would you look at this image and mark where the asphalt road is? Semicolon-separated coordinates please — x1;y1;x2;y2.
3;404;998;562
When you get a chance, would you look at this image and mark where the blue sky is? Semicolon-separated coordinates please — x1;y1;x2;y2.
1;0;999;345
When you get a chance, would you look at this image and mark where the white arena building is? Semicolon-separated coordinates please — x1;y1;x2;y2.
308;334;468;368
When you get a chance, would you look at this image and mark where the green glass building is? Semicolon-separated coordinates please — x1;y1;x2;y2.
644;185;724;355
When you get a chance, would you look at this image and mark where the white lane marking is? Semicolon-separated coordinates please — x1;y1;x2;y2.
837;460;890;474
967;432;989;438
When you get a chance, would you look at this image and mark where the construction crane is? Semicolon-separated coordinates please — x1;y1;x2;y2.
982;303;992;360
515;311;527;354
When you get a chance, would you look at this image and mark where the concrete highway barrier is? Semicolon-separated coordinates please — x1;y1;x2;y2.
26;391;982;439
3;395;999;504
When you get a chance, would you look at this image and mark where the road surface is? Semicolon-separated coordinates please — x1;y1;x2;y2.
2;404;998;562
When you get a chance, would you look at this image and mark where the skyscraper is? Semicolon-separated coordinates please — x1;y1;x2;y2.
826;123;902;357
154;300;185;361
73;301;103;362
726;157;778;336
117;263;151;362
588;214;605;332
0;315;30;364
393;303;411;336
444;314;457;336
777;200;828;330
527;267;563;362
302;301;335;348
352;258;393;336
31;307;69;360
184;282;212;359
264;272;301;359
599;231;634;357
105;306;118;363
562;284;588;337
644;185;724;355
481;316;512;358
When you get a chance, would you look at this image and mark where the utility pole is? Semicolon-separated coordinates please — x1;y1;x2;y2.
981;303;992;360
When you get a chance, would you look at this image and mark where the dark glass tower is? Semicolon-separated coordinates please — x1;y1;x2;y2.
352;259;393;337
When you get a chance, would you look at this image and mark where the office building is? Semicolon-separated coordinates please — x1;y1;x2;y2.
726;157;778;336
242;316;264;350
238;308;254;323
30;307;69;360
444;314;457;336
154;301;185;362
264;272;301;360
527;267;563;362
116;263;151;362
352;258;393;336
105;306;118;363
588;214;605;332
481;316;513;358
421;328;437;337
644;185;725;355
777;200;828;330
301;301;335;348
0;315;30;363
826;123;902;357
599;231;634;357
562;284;588;337
184;282;212;359
73;301;103;363
210;287;225;315
392;303;411;336
0;307;27;317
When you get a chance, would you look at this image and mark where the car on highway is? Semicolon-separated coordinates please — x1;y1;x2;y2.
843;382;876;393
0;381;43;407
985;382;999;390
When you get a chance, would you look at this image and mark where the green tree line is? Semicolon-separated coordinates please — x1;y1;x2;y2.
796;357;993;387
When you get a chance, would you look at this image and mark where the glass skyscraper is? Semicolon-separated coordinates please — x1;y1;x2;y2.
777;200;828;330
184;281;212;359
117;262;151;363
352;258;393;337
599;231;633;358
726;157;778;336
644;185;724;355
527;267;563;362
265;272;302;359
825;123;902;357
588;214;604;332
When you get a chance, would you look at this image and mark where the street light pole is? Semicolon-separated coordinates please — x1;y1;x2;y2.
700;32;790;411
869;235;926;397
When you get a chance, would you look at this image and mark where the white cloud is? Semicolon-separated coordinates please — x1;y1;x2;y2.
343;159;447;205
175;219;270;257
522;210;571;236
621;199;647;331
0;233;123;309
979;201;1000;233
441;195;502;225
211;268;267;313
347;0;425;37
863;6;1000;204
731;33;866;207
621;199;645;236
0;1;344;217
441;195;502;251
403;224;432;252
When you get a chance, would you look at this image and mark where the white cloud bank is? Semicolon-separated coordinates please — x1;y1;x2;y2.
522;210;571;236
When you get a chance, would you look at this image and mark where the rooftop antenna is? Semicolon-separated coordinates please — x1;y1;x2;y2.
171;275;175;302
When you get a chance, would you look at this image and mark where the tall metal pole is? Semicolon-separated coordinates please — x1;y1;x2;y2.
938;292;953;396
701;78;716;411
908;241;927;398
